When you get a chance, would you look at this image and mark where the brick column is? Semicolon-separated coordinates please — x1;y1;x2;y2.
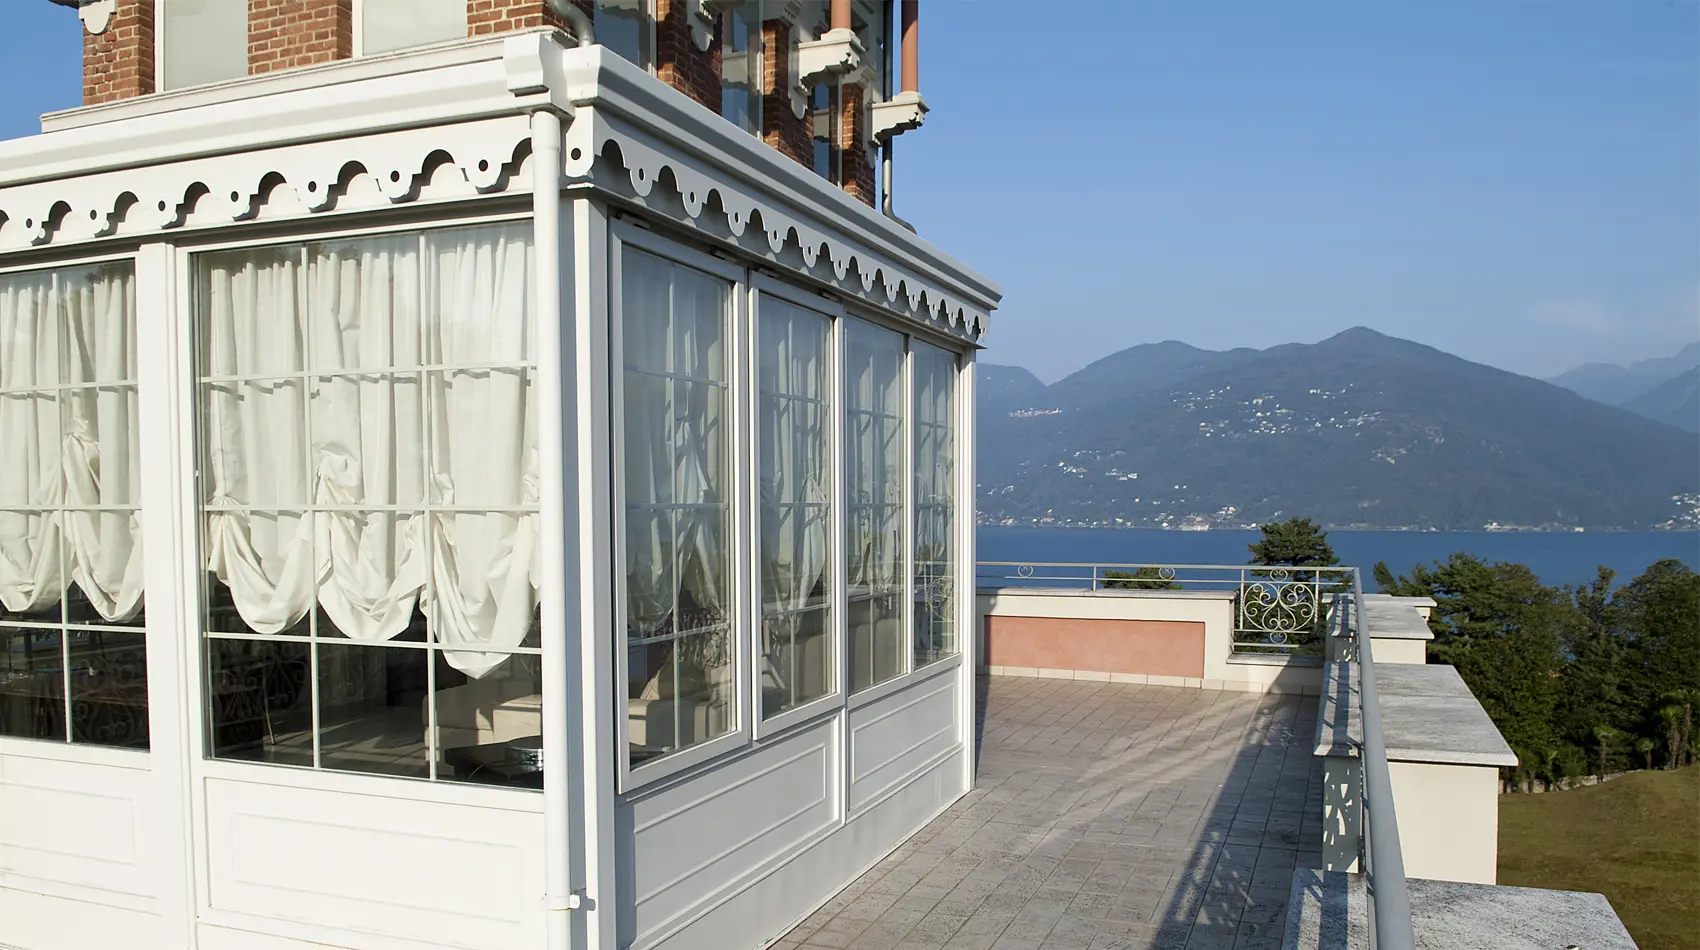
654;0;719;111
82;0;155;106
761;15;811;167
838;82;875;206
468;0;592;36
248;0;353;76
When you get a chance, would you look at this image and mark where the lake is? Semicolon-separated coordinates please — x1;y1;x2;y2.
977;526;1700;590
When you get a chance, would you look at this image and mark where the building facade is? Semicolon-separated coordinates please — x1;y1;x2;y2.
0;4;996;950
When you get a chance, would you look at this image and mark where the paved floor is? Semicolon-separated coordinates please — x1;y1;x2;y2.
779;676;1323;950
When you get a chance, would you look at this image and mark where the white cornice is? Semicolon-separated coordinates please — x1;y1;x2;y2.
0;34;998;338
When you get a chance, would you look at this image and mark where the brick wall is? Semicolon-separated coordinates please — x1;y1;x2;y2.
653;0;719;111
760;16;811;167
838;82;875;206
468;0;593;36
248;0;353;77
82;0;154;105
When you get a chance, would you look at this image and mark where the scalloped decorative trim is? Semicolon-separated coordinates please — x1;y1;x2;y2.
563;112;988;340
0;108;986;340
0;116;532;252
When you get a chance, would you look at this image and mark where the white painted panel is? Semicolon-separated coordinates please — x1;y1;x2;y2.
0;751;153;901
203;777;544;950
0;885;166;950
624;719;838;948
648;750;964;950
848;674;959;814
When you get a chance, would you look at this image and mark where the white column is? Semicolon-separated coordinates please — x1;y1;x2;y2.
135;240;199;949
956;348;977;792
569;194;619;950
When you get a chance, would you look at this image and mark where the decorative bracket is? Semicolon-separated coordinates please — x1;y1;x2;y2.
789;27;863;117
689;0;726;53
870;90;927;142
77;0;115;34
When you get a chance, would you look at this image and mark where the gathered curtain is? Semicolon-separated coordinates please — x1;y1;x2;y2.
621;250;729;642
0;264;143;623
757;298;831;705
198;223;537;678
844;321;905;599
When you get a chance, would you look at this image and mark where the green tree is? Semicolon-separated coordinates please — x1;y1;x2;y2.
1634;735;1657;770
1613;560;1700;720
1659;688;1698;770
1102;568;1180;590
1248;517;1339;569
1375;552;1565;784
1553;567;1635;764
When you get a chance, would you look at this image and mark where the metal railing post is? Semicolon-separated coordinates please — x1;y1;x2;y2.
1353;570;1416;950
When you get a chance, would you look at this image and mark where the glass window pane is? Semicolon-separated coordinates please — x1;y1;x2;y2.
721;5;761;135
845;320;906;692
162;0;249;91
597;0;652;70
435;651;543;787
621;248;733;766
0;627;66;741
362;0;467;54
207;638;313;767
67;630;148;748
195;223;537;782
318;643;428;778
913;344;957;667
759;298;832;719
0;262;144;747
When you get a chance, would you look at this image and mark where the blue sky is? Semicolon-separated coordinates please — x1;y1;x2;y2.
2;0;1696;381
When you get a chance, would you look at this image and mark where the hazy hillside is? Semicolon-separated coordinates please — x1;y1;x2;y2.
979;328;1700;531
1622;366;1699;433
1548;342;1700;410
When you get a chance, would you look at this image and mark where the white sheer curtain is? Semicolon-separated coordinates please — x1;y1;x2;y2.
199;224;536;678
844;319;906;691
912;342;957;664
621;248;731;746
0;264;142;622
757;297;831;714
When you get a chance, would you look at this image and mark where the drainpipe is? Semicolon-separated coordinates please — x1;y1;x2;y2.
530;106;575;950
883;0;919;230
544;0;596;45
881;0;894;216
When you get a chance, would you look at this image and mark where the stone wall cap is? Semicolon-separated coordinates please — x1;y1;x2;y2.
1363;600;1436;640
1285;868;1640;950
1314;661;1517;767
975;586;1237;601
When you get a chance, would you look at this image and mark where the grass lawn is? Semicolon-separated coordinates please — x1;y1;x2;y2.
1498;765;1699;950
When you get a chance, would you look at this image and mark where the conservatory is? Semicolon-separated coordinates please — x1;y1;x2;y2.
0;28;996;950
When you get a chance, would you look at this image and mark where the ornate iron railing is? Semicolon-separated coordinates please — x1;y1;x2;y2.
976;561;1355;653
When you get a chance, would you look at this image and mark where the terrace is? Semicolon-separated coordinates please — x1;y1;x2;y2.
780;676;1322;949
777;565;1644;950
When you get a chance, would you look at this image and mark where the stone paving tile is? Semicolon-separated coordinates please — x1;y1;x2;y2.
787;677;1323;950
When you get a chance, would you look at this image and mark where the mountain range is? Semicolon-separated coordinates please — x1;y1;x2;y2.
978;329;1700;532
1547;342;1700;433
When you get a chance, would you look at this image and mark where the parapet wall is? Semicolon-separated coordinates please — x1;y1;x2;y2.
975;587;1323;694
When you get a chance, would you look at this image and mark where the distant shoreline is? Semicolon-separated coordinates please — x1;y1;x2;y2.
975;522;1699;534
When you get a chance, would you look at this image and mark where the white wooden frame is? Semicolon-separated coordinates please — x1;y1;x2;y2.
611;220;753;792
839;301;970;712
169;207;547;787
0;250;151;757
748;275;845;740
